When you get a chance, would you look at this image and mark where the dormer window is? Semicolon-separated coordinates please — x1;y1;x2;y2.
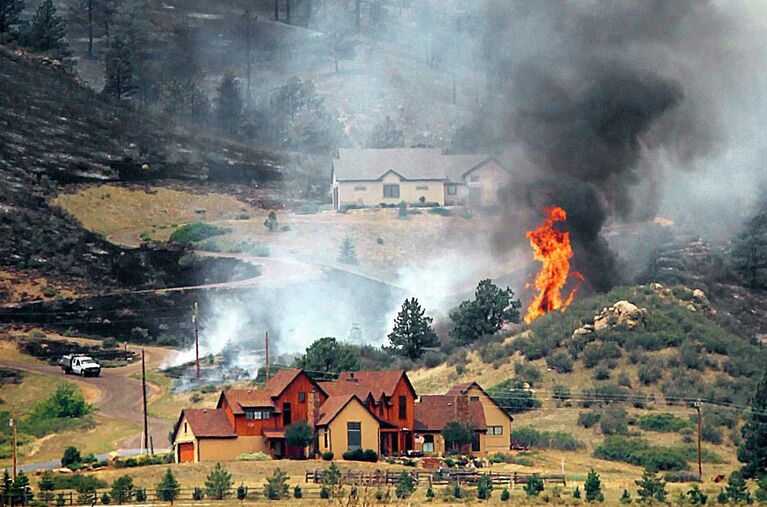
245;409;271;420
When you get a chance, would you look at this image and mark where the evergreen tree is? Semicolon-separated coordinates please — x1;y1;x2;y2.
387;297;439;360
109;475;134;504
395;471;416;499
523;474;544;497
449;279;522;345
236;483;247;502
687;485;708;505
725;472;752;504
635;469;666;503
477;474;493;500
739;368;767;478
103;34;135;98
293;336;360;373
0;0;24;37
39;471;55;503
338;237;358;264
24;0;72;59
284;421;313;457
263;468;289;500
216;72;242;136
732;208;767;289
205;463;233;500
442;420;473;453
620;489;631;504
156;469;180;502
368;115;404;148
584;469;604;502
2;470;12;507
573;486;581;499
10;471;32;506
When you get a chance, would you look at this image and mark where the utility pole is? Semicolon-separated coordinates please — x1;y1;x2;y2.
10;411;17;479
194;302;200;380
693;400;702;480
87;0;93;59
142;349;149;456
264;332;270;382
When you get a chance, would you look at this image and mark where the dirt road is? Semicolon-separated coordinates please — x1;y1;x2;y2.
0;344;176;450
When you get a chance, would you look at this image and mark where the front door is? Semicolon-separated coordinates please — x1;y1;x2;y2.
270;440;284;458
469;187;482;206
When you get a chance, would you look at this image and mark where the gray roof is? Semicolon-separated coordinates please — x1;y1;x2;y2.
334;148;494;182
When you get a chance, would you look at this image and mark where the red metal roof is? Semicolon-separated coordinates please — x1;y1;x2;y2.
182;409;236;438
414;395;487;432
316;394;358;427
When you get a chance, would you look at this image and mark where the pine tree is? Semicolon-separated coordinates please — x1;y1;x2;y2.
449;279;522;345
103;34;135;98
2;470;12;507
216;72;242;136
0;0;24;36
368;115;404;148
739;368;767;478
338;237;358;264
39;471;55;503
584;469;604;502
205;463;233;500
25;0;72;59
635;469;666;503
725;472;752;504
10;471;33;506
156;468;180;502
109;475;134;504
387;297;439;360
263;468;289;500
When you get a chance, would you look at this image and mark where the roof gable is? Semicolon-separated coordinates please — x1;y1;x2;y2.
176;408;236;439
445;382;514;422
414;395;487;432
334;370;416;400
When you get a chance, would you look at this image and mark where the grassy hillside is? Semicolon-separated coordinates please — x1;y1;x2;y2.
411;284;766;482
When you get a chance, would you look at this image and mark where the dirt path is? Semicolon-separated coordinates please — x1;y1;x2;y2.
0;343;177;450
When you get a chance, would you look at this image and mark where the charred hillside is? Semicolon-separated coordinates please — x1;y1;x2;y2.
0;47;279;295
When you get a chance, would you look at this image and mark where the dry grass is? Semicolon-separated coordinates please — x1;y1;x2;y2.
52;184;255;240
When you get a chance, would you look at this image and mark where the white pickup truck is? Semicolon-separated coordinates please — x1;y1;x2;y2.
59;355;101;377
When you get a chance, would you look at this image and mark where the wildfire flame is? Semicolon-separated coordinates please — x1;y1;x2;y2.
524;206;584;324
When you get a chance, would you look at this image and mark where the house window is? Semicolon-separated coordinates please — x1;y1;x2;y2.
184;423;188;433
347;422;362;451
422;434;435;453
383;184;400;198
245;409;271;420
472;432;481;452
354;186;367;191
299;392;306;403
283;403;292;426
398;396;407;420
379;404;384;417
416;185;429;191
447;184;457;195
324;430;328;449
470;396;479;402
470;175;480;182
489;426;503;435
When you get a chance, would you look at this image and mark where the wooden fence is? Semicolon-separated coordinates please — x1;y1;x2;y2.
305;469;567;488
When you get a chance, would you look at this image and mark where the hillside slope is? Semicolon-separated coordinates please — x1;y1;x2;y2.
0;47;280;295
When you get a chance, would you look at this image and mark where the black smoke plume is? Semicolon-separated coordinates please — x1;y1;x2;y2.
483;0;733;291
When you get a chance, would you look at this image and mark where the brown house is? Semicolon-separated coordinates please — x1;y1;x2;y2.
319;370;417;455
173;369;418;463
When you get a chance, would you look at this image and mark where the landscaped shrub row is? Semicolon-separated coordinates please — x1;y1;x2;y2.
510;426;585;451
342;449;378;462
593;436;723;471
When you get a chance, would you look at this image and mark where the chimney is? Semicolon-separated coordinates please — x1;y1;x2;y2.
456;395;470;425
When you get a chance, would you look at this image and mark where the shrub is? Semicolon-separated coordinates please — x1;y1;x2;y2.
638;413;692;433
237;452;271;461
687;485;708;505
205;463;232;500
635;469;666;503
263;468;289;500
524;474;544;497
701;421;722;444
477;474;493;500
320;487;330;499
293;485;302;499
574;486;581;499
552;384;571;402
61;447;81;467
428;207;451;216
620;489;631;504
594;366;611;380
395;471;417;499
500;487;510;501
546;351;574;373
285;421;313;454
600;407;629;436
511;426;584;451
342;448;378;462
110;475;134;504
101;492;110;504
487;379;541;414
638;358;664;385
169;223;228;243
321;451;333;461
426;487;435;499
583;342;622;368
578;411;602;429
725;473;752;504
192;487;204;501
594;436;689;471
422;351;446;368
618;371;632;388
155;469;180;502
664;471;701;483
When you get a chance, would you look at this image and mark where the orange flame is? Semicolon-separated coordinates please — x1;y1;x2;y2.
524;206;584;324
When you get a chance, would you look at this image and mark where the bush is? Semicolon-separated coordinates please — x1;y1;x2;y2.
582;342;622;368
395;471;417;499
422;351;446;368
321;451;333;461
61;447;81;467
169;223;228;243
319;487;330;499
585;470;604;502
664;471;701;483
110;475;134;504
477;474;493;500
511;426;585;451
593;436;689;471
263;468;289;500
428;207;451;216
638;413;692;433
192;487;204;501
524;474;544;497
552;384;571;402
342;448;378;462
618;371;632;388
500;487;510;501
701;421;723;444
546;351;574;373
578;411;602;429
594;366;611;380
600;407;629;436
237;452;271;461
638;358;664;385
50;474;107;491
487;380;541;414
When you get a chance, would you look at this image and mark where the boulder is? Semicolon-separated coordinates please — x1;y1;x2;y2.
593;300;648;332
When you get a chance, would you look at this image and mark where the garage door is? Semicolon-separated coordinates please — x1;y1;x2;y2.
178;442;195;463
